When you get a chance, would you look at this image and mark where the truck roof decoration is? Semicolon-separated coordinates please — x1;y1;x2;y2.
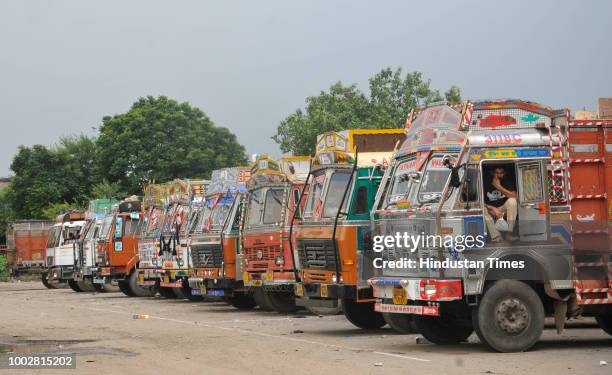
165;179;192;204
189;179;211;198
142;183;165;209
397;99;569;158
55;211;85;223
280;155;311;182
86;198;119;220
247;154;287;189
314;129;406;168
207;166;251;196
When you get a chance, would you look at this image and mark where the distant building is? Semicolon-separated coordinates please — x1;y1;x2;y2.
574;97;612;120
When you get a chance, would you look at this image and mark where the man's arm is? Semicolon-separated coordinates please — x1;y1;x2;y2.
492;178;517;199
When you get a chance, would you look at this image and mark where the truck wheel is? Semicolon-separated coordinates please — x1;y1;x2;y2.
473;280;544;352
264;291;299;314
228;292;257;310
118;280;135;297
172;286;189;300
596;314;612;335
413;315;473;344
68;279;82;292
41;273;59;289
128;271;155;297
77;280;97;292
383;313;416;334
253;288;274;311
159;287;177;299
343;299;386;329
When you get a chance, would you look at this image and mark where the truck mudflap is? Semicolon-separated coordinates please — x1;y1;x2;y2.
374;302;440;316
369;277;463;302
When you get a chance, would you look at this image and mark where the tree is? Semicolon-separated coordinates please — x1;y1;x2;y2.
273;67;461;155
96;96;247;194
91;179;124;200
41;202;84;220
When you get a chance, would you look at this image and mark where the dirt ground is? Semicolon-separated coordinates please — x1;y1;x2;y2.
0;281;610;375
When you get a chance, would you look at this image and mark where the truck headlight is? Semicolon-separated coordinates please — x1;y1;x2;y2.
275;256;284;266
331;273;337;283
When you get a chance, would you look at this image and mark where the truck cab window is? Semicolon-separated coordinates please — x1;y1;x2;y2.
353;186;368;215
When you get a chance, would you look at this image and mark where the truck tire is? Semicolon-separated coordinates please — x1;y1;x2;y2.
41;273;60;289
596;314;612;335
343;299;386;329
159;287;177;299
118;280;135;297
383;313;416;334
253;288;274;311
473;280;544;352
77;280;97;292
172;286;189;300
127;271;155;297
413;315;473;344
227;292;257;310
68;279;82;292
264;291;299;314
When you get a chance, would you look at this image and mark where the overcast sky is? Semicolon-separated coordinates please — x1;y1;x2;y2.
1;0;610;176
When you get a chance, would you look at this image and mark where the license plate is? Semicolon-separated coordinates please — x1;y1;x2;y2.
265;272;273;281
392;287;407;305
138;274;144;282
320;284;328;298
295;284;304;297
191;288;201;296
207;289;225;296
251;280;263;287
200;285;207;295
242;272;249;282
163;276;170;283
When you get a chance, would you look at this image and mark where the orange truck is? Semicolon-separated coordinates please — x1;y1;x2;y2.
188;167;253;308
292;129;406;327
91;197;151;296
241;155;310;313
6;220;53;275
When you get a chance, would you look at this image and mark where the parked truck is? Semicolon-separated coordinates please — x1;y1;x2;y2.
159;179;209;299
91;197;151;297
292;129;406;328
43;211;87;290
136;183;167;292
241;155;310;313
6;220;53;275
188;167;254;308
369;100;612;352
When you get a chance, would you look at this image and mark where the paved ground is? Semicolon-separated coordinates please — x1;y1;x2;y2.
0;281;610;375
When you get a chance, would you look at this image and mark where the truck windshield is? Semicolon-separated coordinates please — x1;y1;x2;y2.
246;189;264;226
211;201;232;228
47;226;61;248
263;188;284;224
417;157;451;203
322;170;351;218
304;172;325;218
142;207;164;237
386;159;417;208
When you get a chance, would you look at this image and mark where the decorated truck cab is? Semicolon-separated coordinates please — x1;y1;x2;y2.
44;211;86;289
241;155;310;313
187;167;253;308
158;179;209;299
136;183;167;290
91;197;149;296
293;129;406;328
369;100;612;352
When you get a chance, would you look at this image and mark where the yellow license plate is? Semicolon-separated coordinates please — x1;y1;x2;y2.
200;285;207;295
265;272;274;281
163;276;170;283
242;272;249;282
392;287;407;305
295;284;304;297
138;274;144;282
251;280;263;287
320;284;328;298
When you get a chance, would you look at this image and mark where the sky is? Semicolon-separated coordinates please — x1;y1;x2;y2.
1;0;611;176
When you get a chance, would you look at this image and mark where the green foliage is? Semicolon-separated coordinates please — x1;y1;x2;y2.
273;67;461;155
91;179;124;200
0;190;14;244
96;96;248;194
0;255;8;281
41;202;84;220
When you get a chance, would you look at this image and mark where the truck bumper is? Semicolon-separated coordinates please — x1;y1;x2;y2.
243;271;296;288
294;283;374;308
136;268;159;286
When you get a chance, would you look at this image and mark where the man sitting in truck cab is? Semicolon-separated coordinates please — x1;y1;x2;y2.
484;166;517;242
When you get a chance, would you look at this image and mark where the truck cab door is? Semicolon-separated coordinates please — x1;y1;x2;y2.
516;160;548;241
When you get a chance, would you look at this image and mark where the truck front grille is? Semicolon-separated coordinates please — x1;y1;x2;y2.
191;244;223;268
297;239;337;271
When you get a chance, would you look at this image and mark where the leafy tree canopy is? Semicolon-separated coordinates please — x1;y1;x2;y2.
273;67;461;156
96;96;247;194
